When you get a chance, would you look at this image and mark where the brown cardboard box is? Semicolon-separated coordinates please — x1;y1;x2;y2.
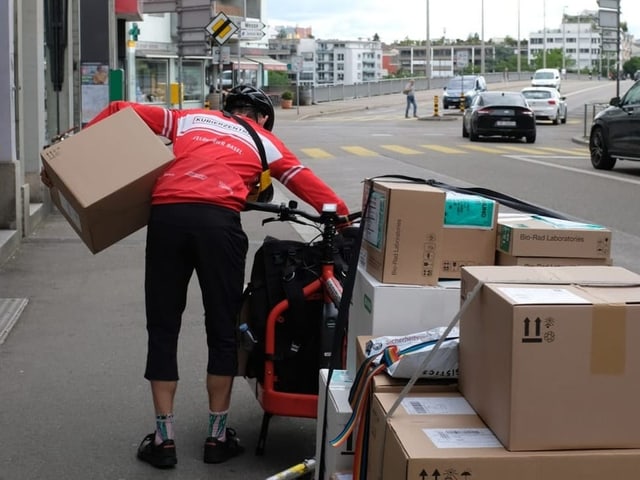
496;213;611;259
495;251;613;267
362;180;445;285
439;192;498;279
459;265;640;451
40;107;174;253
355;336;458;393
380;413;640;480
368;391;476;480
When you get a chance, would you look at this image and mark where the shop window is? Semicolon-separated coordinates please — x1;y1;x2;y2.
136;58;169;104
182;61;204;102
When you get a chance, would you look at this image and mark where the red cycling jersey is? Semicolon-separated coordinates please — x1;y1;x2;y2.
87;101;348;215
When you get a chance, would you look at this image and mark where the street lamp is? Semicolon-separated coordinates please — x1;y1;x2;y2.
426;0;431;87
543;0;547;68
562;6;567;74
481;0;485;74
517;0;521;74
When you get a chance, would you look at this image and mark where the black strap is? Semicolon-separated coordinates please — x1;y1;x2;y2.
225;112;269;172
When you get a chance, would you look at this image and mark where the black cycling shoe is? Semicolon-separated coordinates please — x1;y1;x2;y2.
137;433;177;469
203;428;244;464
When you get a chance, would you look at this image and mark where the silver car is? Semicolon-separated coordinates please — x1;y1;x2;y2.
521;87;568;125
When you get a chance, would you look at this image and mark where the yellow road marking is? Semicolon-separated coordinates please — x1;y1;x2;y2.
536;147;588;156
420;144;467;154
341;146;378;156
380;145;422;155
460;145;505;154
496;145;550;154
300;148;333;159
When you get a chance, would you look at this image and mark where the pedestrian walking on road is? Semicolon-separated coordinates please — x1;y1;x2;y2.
41;85;349;470
403;79;418;118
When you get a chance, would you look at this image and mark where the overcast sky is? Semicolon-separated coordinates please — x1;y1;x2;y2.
263;0;638;43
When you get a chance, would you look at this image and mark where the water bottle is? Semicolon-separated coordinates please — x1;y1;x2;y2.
238;322;258;351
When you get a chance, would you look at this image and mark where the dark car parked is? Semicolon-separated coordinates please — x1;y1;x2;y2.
462;91;537;143
442;75;487;109
589;80;640;170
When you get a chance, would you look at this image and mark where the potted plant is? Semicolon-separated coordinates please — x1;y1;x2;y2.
281;90;294;109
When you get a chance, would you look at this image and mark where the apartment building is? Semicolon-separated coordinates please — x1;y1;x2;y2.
528;11;632;74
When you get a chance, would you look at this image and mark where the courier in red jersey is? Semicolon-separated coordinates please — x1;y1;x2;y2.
52;86;349;469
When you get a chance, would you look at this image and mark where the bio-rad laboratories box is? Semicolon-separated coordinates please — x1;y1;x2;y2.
40;107;174;253
459;265;640;451
496;213;611;259
362;180;445;286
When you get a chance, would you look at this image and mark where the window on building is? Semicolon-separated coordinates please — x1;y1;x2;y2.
182;60;204;102
136;58;169;104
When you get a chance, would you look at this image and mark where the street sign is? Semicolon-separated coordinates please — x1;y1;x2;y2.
597;0;619;9
241;20;265;31
204;12;238;45
239;28;266;40
210;46;231;62
239;19;266;41
598;10;618;29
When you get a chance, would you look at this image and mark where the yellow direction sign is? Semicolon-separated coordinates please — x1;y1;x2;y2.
204;12;238;45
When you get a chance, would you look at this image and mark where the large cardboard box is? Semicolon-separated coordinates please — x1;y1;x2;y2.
496;213;611;259
496;251;613;267
315;370;354;480
362;180;445;285
380;410;640;480
439;192;498;279
459;265;640;451
368;391;477;480
347;267;460;376
40;107;175;253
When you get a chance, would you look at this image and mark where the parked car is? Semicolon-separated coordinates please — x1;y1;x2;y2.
531;68;562;91
462;91;536;143
442;75;487;109
589;79;640;170
521;87;567;125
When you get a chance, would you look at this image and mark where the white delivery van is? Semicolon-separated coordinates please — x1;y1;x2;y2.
531;68;562;91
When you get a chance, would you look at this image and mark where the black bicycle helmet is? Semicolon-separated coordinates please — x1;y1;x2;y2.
223;85;275;131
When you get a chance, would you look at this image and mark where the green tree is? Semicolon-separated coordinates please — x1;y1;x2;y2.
533;48;563;70
623;57;640;76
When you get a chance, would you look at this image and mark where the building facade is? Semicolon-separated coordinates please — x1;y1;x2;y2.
527;11;632;75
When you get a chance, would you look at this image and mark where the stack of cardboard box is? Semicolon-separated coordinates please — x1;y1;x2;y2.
360;265;640;480
332;180;634;479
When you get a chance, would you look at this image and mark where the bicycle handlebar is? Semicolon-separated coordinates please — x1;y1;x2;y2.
244;200;361;226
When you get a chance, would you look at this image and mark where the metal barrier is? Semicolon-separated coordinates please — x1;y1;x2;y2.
582;102;610;138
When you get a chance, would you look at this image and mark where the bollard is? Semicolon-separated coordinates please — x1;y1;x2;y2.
459;94;465;113
433;95;440;117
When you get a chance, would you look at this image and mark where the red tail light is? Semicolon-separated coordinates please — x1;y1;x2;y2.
547;100;557;105
477;108;491;115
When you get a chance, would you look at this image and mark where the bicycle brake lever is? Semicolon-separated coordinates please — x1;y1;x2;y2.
261;217;277;226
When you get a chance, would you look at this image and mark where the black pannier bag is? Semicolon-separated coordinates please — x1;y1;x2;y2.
240;233;356;394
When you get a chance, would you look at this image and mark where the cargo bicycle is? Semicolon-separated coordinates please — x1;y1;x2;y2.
241;200;361;455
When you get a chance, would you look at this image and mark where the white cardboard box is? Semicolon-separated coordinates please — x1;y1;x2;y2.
347;266;460;378
315;369;354;480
